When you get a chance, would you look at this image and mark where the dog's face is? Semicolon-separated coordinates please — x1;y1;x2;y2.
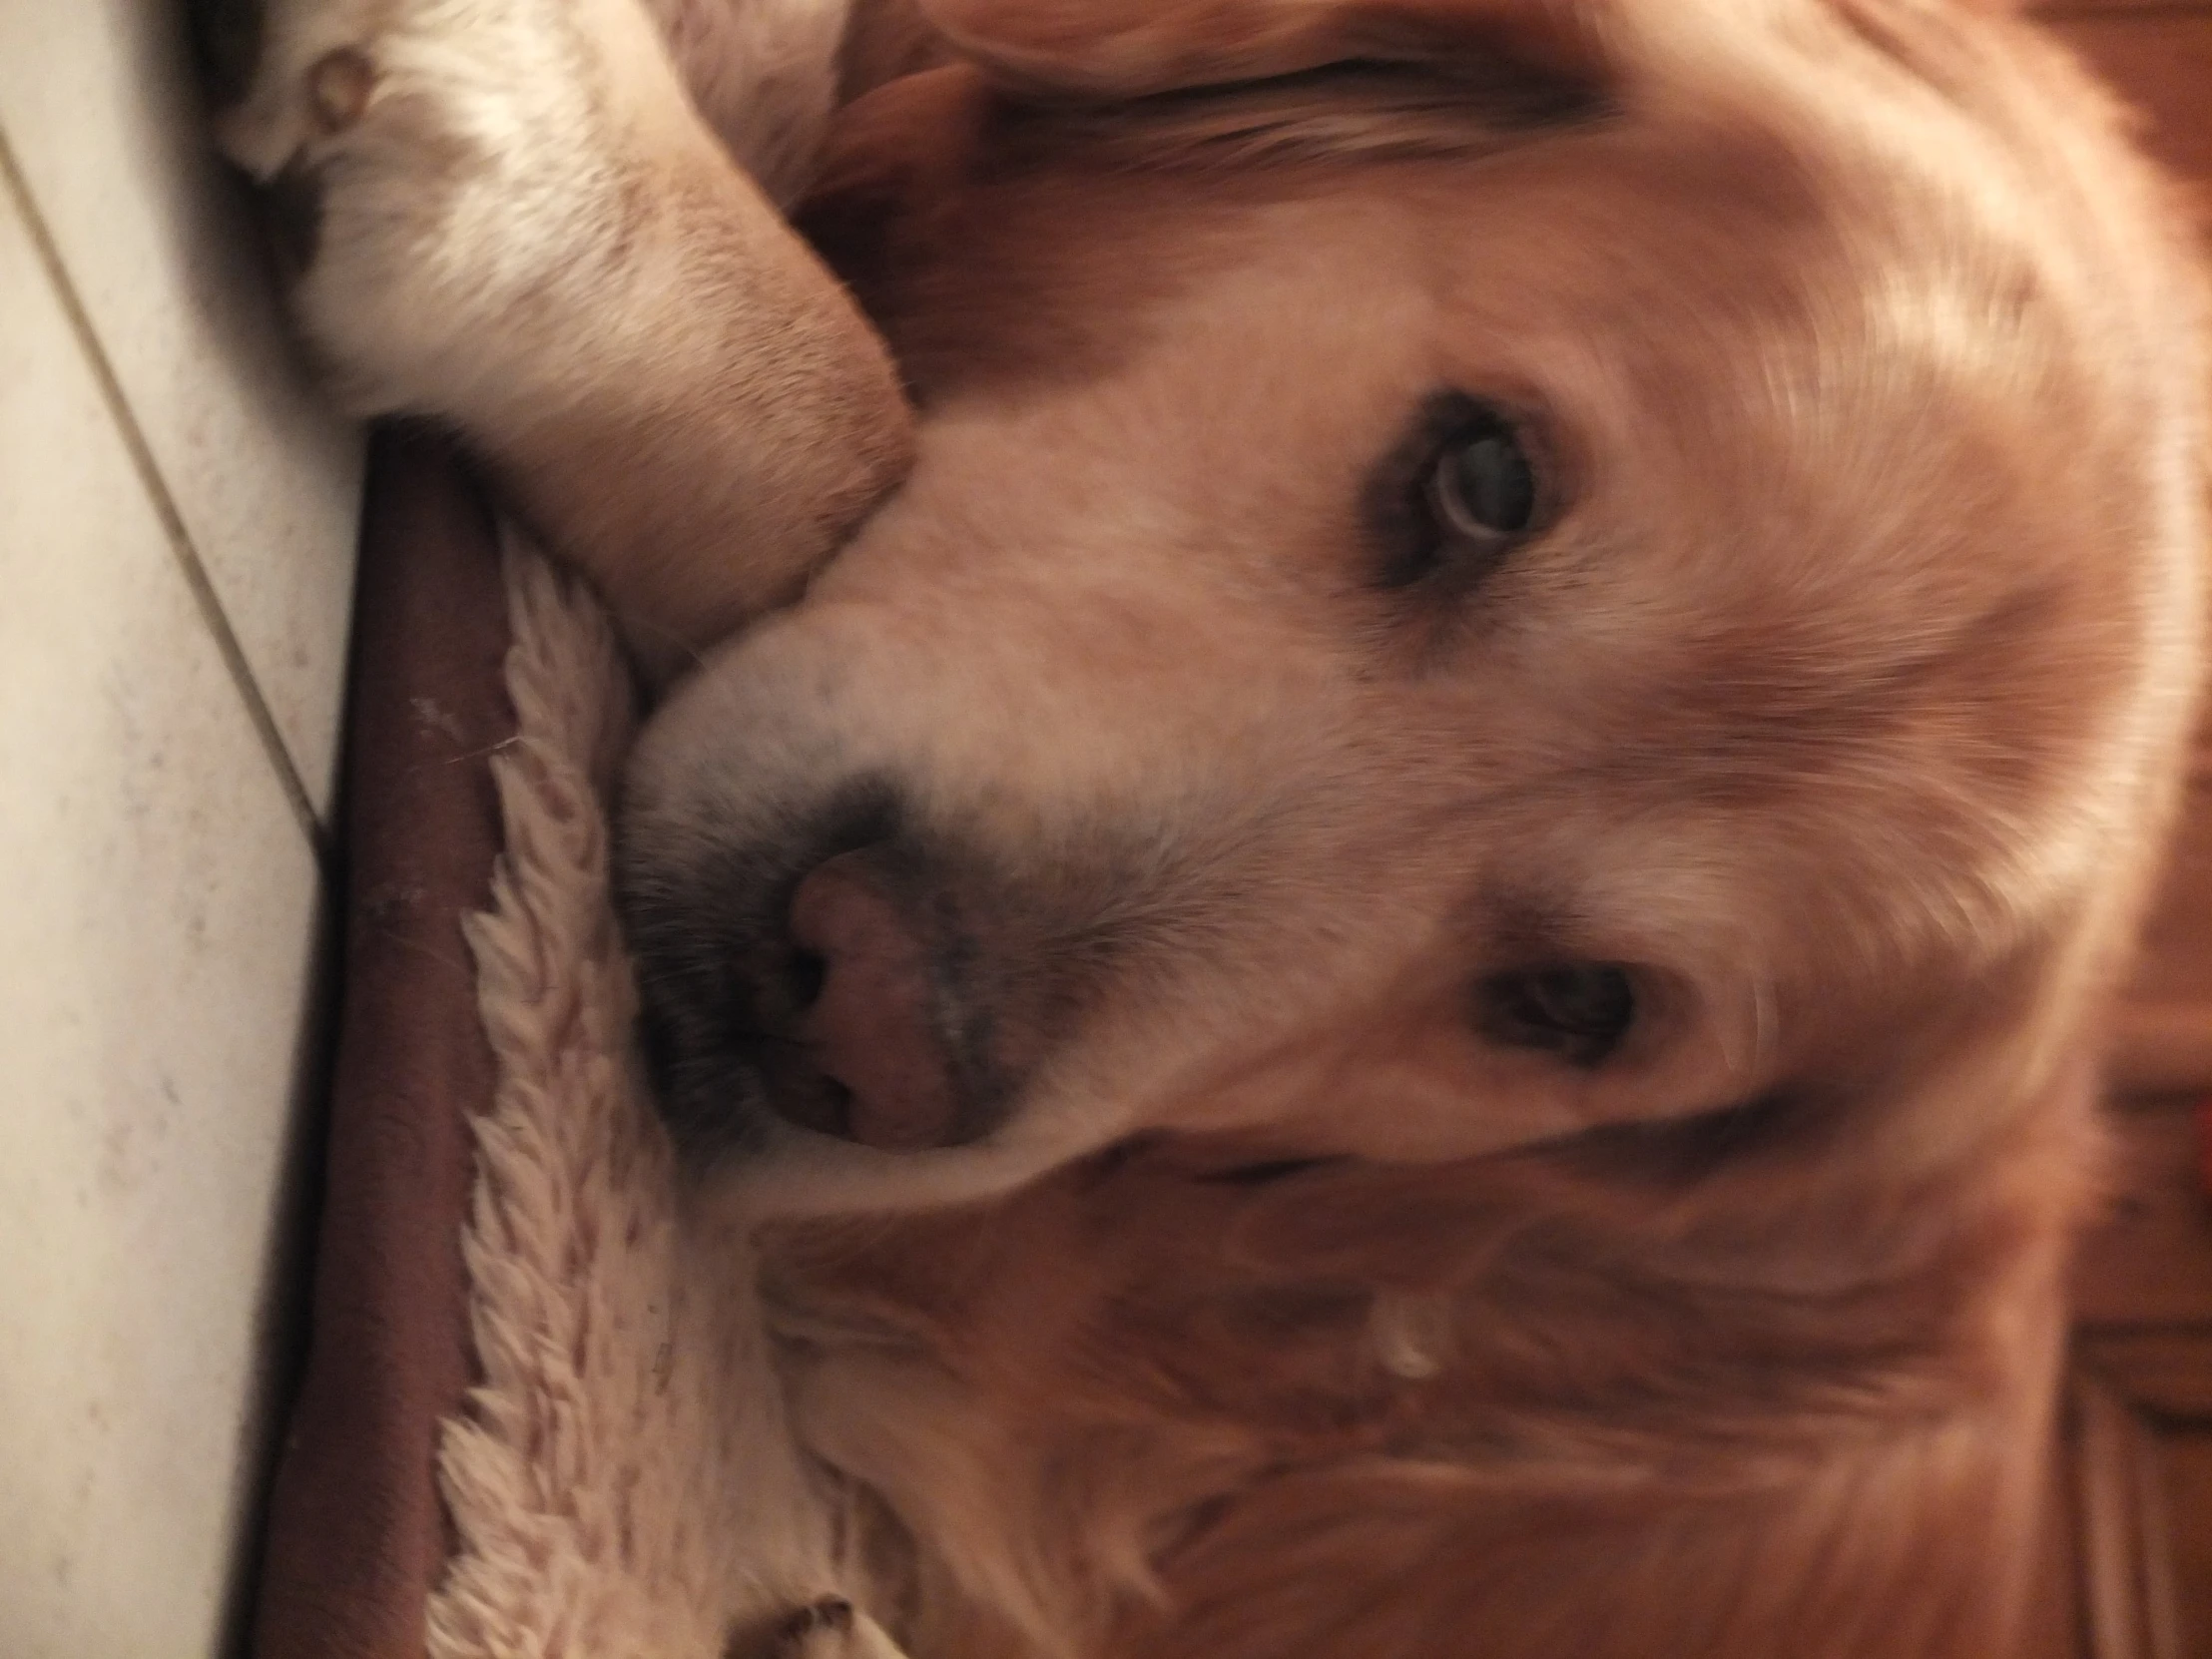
619;0;2205;1214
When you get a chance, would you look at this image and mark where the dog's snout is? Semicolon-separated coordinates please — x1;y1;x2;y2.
617;760;1063;1160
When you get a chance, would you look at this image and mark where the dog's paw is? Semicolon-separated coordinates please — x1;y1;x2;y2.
200;0;380;180
771;1597;910;1659
197;0;668;413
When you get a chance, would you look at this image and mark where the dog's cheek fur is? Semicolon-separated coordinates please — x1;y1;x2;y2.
1116;1415;2057;1659
765;1049;2095;1659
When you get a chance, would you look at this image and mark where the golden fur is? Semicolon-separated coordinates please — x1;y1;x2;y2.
211;0;2209;1653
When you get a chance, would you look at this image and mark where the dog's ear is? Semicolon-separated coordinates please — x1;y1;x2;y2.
800;0;1620;309
909;0;1615;99
794;65;994;319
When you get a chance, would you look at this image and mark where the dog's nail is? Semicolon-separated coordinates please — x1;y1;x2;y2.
307;48;375;135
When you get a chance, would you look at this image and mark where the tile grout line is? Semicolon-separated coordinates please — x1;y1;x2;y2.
0;122;333;869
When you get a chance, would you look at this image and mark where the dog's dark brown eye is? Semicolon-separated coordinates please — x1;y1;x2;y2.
1372;394;1546;592
1429;409;1536;542
1478;963;1635;1066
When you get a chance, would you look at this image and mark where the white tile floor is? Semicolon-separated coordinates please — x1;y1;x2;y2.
0;0;363;817
0;2;363;1653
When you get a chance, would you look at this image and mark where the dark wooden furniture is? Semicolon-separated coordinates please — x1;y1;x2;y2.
2030;12;2212;1652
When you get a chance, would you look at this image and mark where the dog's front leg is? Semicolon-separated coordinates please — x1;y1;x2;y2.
204;0;914;679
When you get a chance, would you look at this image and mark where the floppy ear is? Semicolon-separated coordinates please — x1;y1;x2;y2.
796;0;1643;351
793;65;993;320
800;0;1622;306
910;0;1615;99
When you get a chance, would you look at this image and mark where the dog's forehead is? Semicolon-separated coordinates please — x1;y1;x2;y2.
871;79;2055;411
881;120;2098;573
829;47;2170;798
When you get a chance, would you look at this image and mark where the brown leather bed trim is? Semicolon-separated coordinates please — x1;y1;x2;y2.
252;428;510;1659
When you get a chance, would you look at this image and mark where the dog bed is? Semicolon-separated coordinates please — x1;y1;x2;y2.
252;430;849;1659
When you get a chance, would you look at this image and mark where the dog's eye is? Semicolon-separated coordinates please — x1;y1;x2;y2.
1372;395;1546;592
1477;964;1635;1067
1429;409;1536;542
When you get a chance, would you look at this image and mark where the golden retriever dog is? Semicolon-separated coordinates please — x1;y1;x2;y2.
207;0;2209;1652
